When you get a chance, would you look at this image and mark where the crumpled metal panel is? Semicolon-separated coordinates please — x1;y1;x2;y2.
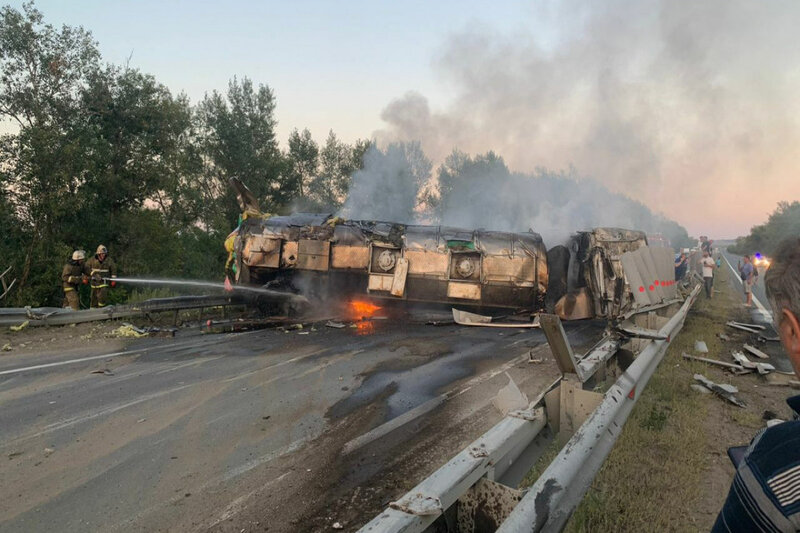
621;246;677;308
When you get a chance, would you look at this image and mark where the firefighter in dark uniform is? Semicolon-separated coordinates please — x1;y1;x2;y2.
62;250;86;310
85;244;116;308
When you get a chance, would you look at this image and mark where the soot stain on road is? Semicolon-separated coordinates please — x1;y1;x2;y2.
326;338;502;421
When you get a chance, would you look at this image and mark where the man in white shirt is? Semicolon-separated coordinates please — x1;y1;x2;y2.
702;250;716;298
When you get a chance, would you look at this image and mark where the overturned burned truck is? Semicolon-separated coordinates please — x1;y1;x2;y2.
226;179;670;320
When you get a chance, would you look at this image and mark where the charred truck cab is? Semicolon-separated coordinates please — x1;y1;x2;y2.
227;179;664;320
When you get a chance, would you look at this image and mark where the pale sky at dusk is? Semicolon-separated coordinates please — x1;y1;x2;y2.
7;0;800;239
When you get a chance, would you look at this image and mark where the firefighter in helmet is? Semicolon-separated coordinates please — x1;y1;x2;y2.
62;250;87;310
85;244;117;308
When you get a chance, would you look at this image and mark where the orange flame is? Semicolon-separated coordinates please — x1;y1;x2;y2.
348;300;381;319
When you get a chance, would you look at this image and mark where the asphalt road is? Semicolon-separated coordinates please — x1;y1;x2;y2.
0;311;602;532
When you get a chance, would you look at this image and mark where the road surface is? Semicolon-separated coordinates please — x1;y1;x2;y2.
0;310;603;532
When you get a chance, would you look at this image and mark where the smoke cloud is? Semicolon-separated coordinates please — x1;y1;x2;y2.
341;144;689;248
374;0;800;237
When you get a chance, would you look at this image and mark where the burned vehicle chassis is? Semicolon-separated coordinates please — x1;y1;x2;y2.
233;215;549;312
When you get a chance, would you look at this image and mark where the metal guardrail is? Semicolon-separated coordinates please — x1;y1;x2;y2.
497;282;701;532
360;282;702;533
0;295;247;327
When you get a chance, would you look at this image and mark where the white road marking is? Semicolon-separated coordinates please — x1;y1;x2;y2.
5;384;194;446
722;253;772;322
0;329;264;377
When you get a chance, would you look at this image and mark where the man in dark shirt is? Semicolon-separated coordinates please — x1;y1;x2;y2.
713;237;800;532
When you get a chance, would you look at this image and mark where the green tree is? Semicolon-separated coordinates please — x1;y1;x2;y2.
0;1;100;303
306;131;370;211
286;128;319;206
731;201;800;256
196;77;290;230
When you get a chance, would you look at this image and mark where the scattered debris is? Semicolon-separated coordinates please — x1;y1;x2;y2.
765;374;800;389
690;384;712;394
43;447;55;456
7;451;23;460
726;321;762;334
2;343;11;352
730;321;766;331
9;320;29;332
333;522;343;530
743;344;770;360
286;324;303;331
694;374;747;407
298;331;310;335
452;308;540;328
111;324;149;338
425;320;455;326
718;333;731;341
682;353;746;372
137;418;146;423
732;351;775;374
758;335;781;343
90;369;114;376
325;321;346;329
694;340;709;353
491;373;529;415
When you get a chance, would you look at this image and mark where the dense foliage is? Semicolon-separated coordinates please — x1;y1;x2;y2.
0;3;693;307
729;201;800;256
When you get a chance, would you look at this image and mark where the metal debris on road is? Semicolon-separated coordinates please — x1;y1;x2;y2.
718;333;731;341
693;374;747;407
90;369;114;376
325;320;346;329
491;373;529;415
452;308;540;328
743;343;770;360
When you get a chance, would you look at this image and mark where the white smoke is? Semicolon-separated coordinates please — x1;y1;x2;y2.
374;0;800;237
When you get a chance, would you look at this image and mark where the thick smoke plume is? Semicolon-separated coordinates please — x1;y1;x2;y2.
374;0;800;237
341;144;690;247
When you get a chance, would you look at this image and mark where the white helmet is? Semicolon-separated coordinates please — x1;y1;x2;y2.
72;250;86;261
96;244;108;255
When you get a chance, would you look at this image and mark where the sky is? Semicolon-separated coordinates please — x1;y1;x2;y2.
6;0;800;239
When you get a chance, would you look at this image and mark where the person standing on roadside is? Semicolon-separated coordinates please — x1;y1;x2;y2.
702;250;716;298
740;255;755;308
84;244;117;308
713;237;800;532
675;253;688;281
62;250;86;310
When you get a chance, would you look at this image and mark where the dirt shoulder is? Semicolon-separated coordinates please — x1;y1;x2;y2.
564;264;794;532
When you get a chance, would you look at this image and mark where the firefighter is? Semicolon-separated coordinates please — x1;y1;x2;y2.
62;250;86;310
85;244;117;308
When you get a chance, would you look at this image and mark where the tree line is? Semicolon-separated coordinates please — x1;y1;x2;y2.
0;2;693;308
0;3;373;306
729;201;800;256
